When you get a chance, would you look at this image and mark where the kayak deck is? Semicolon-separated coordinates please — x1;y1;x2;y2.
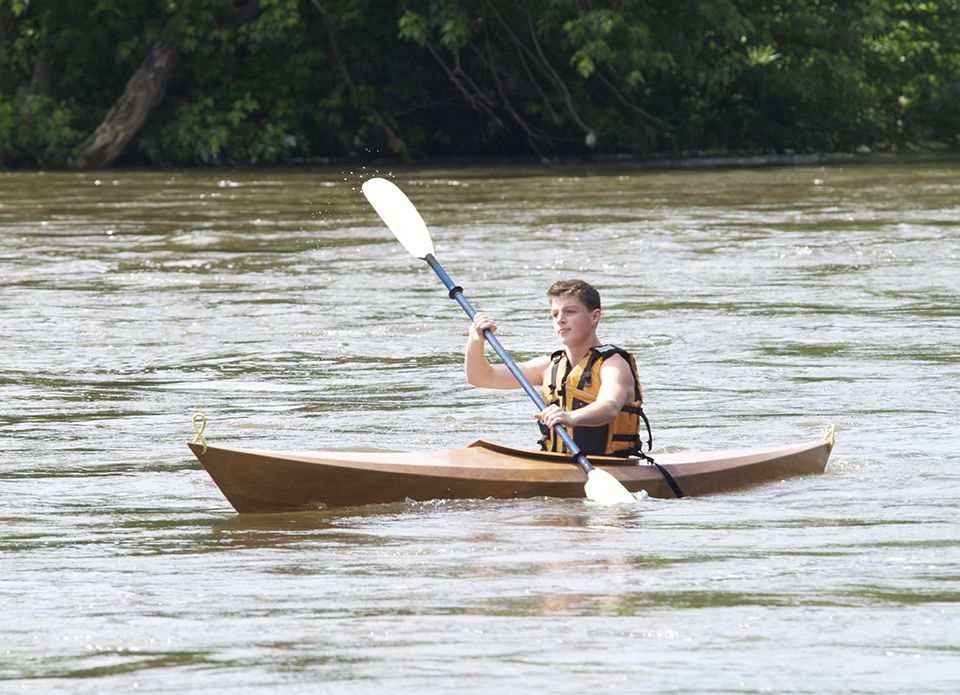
188;428;835;513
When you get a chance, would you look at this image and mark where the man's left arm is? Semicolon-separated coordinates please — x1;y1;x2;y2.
536;355;631;429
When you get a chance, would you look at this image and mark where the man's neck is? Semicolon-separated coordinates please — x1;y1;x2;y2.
565;335;602;365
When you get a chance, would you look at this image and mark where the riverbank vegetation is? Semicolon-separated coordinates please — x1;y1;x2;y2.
2;0;958;168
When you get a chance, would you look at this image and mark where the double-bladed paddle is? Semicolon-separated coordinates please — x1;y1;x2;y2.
361;177;636;505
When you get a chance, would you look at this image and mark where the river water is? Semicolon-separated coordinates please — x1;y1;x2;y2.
1;160;957;693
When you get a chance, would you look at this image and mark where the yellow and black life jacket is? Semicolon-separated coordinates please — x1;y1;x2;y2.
538;345;647;457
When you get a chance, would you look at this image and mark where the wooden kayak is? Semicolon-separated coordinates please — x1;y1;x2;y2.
188;427;835;513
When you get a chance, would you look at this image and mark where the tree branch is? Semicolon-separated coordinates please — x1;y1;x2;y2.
595;68;671;129
478;33;550;156
514;38;562;126
309;0;407;156
482;0;592;134
420;38;502;126
522;9;591;134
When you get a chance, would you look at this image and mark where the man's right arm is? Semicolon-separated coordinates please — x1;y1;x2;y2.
465;313;548;389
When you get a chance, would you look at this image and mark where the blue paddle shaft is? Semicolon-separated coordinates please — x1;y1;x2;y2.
424;254;594;474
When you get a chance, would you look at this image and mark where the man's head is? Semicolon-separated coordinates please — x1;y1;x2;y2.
547;280;602;343
546;279;601;312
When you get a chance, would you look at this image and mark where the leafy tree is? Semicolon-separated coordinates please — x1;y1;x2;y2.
0;0;957;168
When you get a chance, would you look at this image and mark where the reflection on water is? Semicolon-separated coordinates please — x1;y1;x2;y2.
1;161;958;692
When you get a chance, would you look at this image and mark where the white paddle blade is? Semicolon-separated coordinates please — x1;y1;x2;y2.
361;177;436;259
584;468;638;504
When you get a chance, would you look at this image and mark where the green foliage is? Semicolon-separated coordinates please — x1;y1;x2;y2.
398;4;470;51
397;11;430;46
138;93;297;165
0;0;958;167
0;90;79;167
236;0;302;46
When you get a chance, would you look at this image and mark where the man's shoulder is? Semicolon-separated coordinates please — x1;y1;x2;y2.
523;353;553;368
596;343;633;357
595;349;636;381
595;345;635;364
598;351;631;368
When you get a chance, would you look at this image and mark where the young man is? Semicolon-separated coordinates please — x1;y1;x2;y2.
465;279;645;457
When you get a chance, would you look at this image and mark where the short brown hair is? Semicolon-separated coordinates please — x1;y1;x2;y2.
547;279;601;311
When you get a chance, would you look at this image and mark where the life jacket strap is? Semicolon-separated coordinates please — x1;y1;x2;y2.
634;449;685;498
653;459;685;498
639;407;653;453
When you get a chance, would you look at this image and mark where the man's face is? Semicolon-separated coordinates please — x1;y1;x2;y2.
550;295;600;345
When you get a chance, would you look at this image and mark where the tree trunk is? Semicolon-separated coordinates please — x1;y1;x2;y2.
1;8;19;94
72;0;261;169
73;41;180;169
30;46;55;97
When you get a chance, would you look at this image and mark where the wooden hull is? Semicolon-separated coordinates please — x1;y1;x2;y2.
188;430;834;513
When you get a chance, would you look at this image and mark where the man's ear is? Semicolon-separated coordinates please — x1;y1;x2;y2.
591;309;601;327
